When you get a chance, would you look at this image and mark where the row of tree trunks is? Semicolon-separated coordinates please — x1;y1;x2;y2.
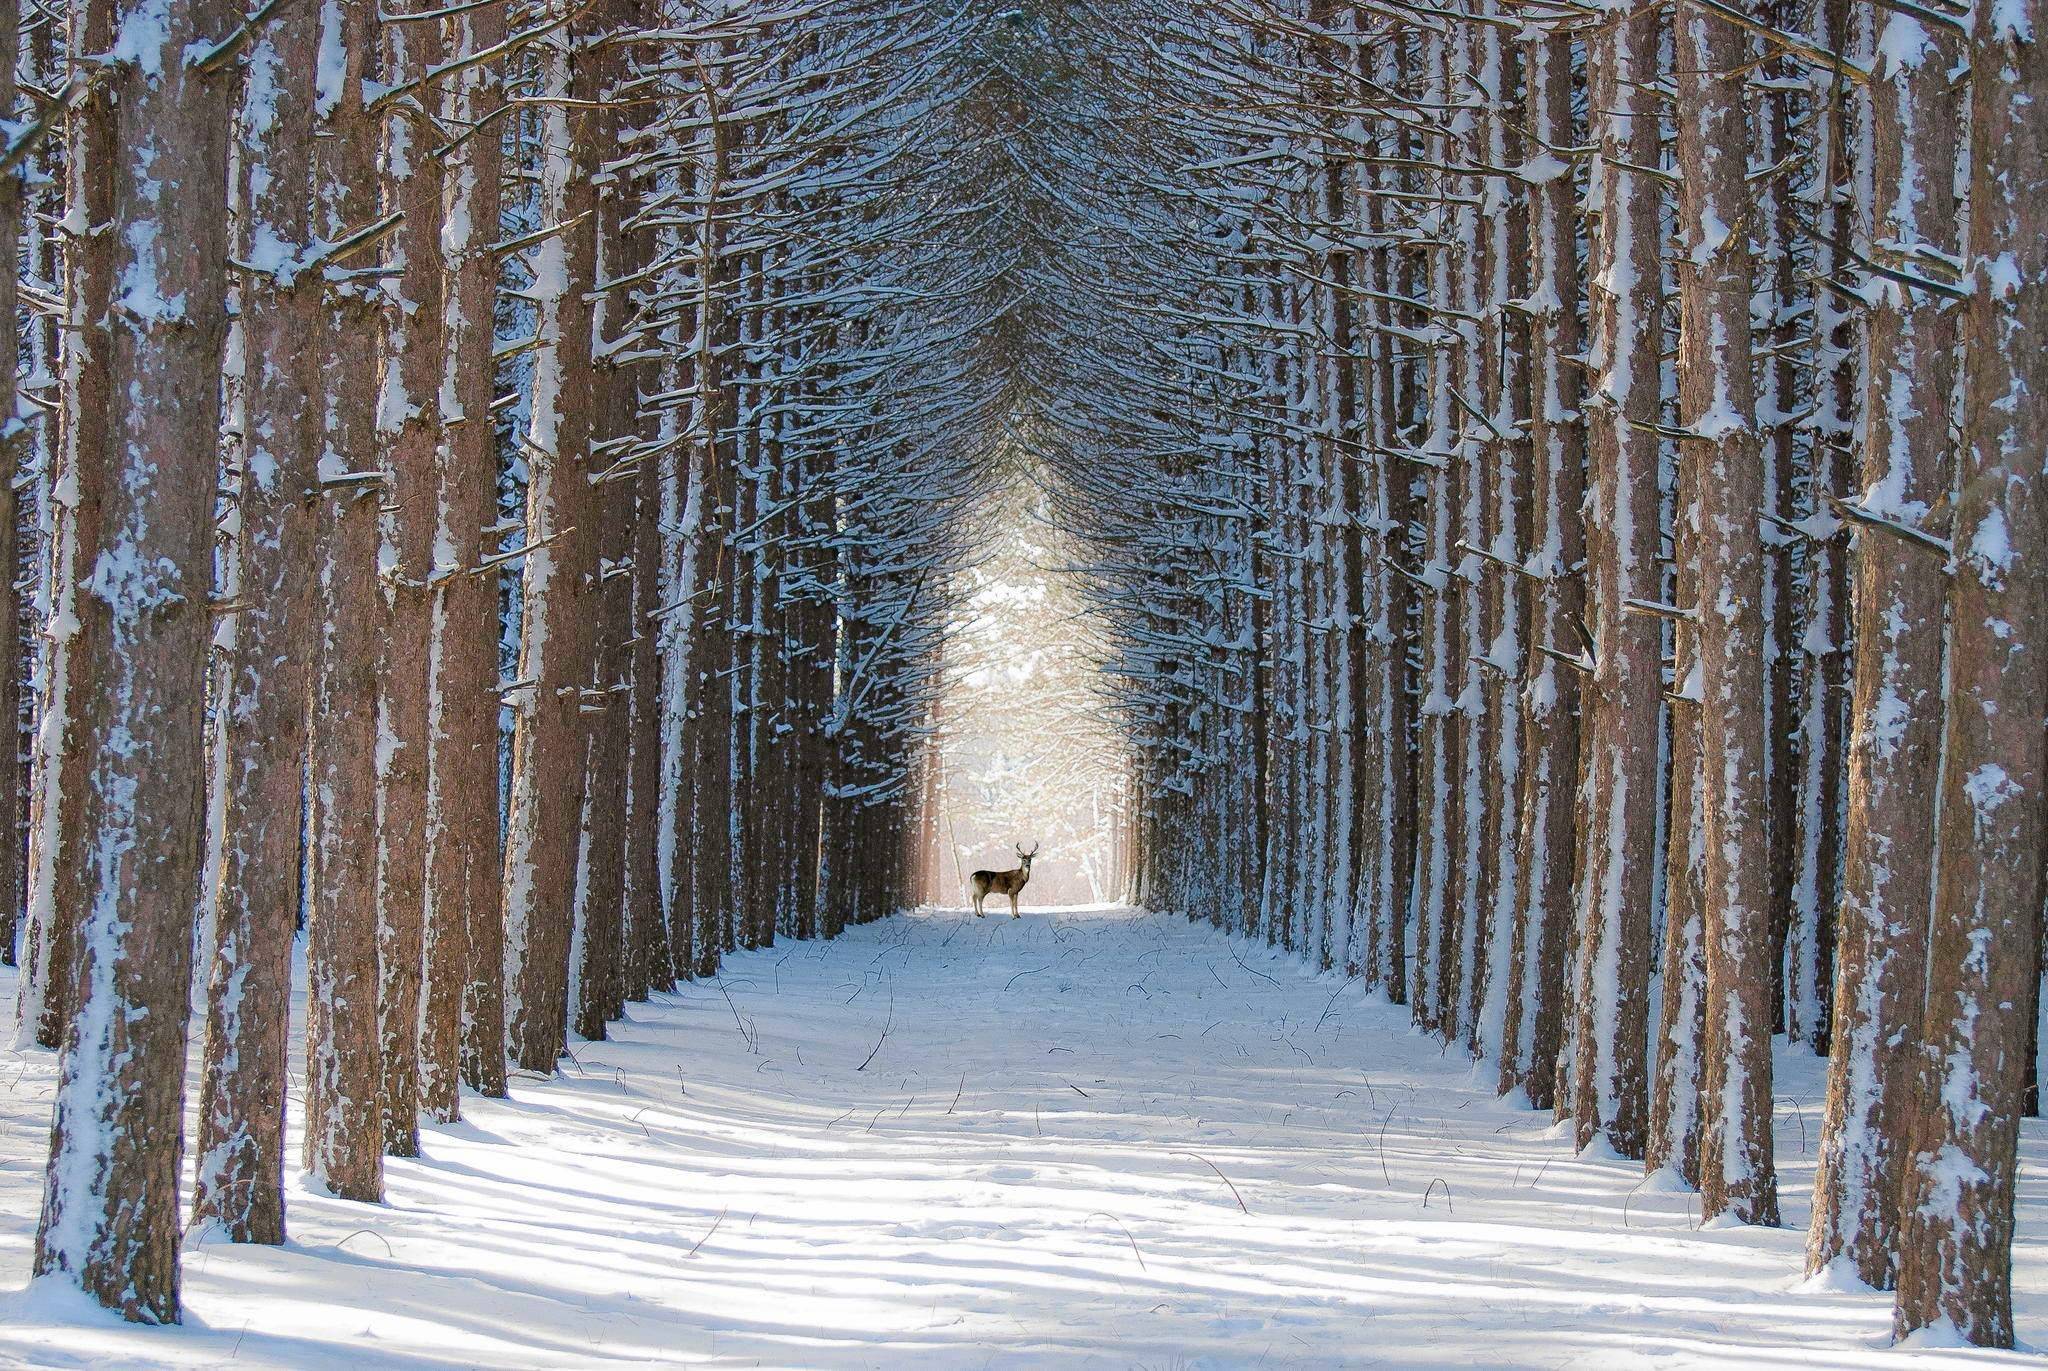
13;0;967;1325
1118;0;2046;1346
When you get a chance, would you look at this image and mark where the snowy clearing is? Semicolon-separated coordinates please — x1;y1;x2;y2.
3;905;2044;1369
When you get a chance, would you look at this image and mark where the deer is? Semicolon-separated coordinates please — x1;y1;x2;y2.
970;843;1038;918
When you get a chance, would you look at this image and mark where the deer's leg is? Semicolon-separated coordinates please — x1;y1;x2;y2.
1010;892;1019;919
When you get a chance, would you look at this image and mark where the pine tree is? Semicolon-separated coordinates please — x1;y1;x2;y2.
32;0;233;1319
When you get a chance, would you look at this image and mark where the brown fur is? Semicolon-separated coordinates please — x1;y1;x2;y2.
970;844;1038;918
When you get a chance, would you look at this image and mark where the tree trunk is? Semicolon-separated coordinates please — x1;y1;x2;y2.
1502;27;1582;1110
18;0;120;1054
31;0;231;1319
1650;439;1706;1185
1806;5;1957;1287
374;2;447;1159
190;0;322;1243
1676;0;1779;1226
303;0;388;1206
502;0;603;1072
0;0;19;998
1891;0;2047;1337
436;0;510;1102
1570;4;1663;1159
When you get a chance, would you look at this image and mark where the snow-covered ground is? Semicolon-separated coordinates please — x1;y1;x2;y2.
2;904;2043;1369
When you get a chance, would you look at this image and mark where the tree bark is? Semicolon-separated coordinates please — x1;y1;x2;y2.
374;2;448;1158
1891;0;2047;1337
190;0;322;1243
1502;27;1582;1111
1807;4;1957;1287
18;0;119;1053
1676;0;1779;1226
1570;2;1663;1159
502;0;604;1072
303;0;389;1206
435;0;510;1102
31;0;232;1319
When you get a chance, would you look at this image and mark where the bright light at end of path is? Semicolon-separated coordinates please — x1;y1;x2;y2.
912;484;1135;909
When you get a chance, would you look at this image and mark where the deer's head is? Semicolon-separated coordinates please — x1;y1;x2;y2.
1016;842;1039;872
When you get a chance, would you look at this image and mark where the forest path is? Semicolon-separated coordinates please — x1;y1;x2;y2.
3;905;2043;1368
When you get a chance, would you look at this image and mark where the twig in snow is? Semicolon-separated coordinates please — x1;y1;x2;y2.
1378;1106;1397;1185
1005;963;1053;991
686;1207;728;1257
716;979;758;1054
1775;1095;1808;1152
1422;1178;1453;1212
1175;1150;1249;1214
1225;940;1282;987
336;1229;394;1257
947;1073;965;1114
855;994;893;1071
1622;1175;1652;1228
1089;1212;1148;1272
1318;979;1351;1032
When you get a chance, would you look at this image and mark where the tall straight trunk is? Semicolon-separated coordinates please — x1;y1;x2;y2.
1676;0;1778;1226
1503;27;1583;1110
197;334;240;1024
190;0;322;1243
1891;0;2047;1338
0;0;19;1002
1471;18;1526;1061
436;0;509;1101
31;0;231;1321
1786;0;1857;1046
1312;18;1375;977
683;442;733;976
730;258;772;953
625;398;672;994
654;332;706;979
502;0;603;1071
303;0;387;1207
1806;4;1958;1286
616;117;668;983
1442;25;1484;1033
1409;28;1459;1032
1650;444;1707;1184
1353;146;1400;990
685;74;737;976
787;441;832;942
1378;41;1416;1001
571;62;636;1041
1756;10;1802;1035
11;13;61;976
375;4;447;1158
18;0;118;1052
1570;2;1663;1158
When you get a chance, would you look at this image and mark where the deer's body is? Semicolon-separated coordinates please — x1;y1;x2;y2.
971;844;1038;918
